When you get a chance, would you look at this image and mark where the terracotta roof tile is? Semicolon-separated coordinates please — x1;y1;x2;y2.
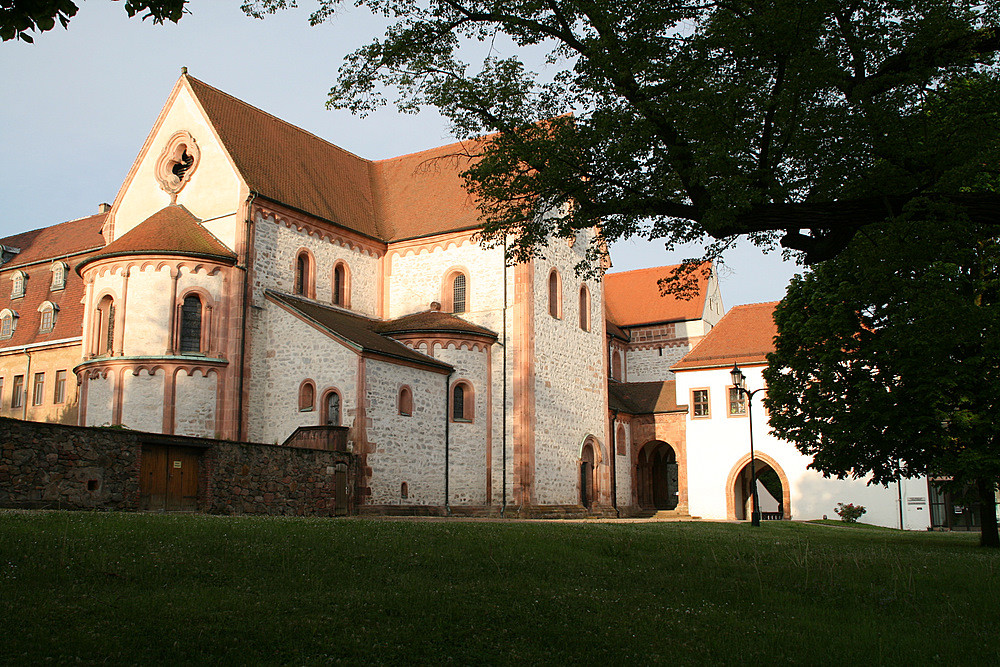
376;310;497;338
79;205;235;270
267;292;453;372
0;215;105;349
187;76;488;243
372;140;485;242
608;380;686;414
606;319;629;342
604;263;710;327
0;214;105;268
187;76;381;238
671;302;779;371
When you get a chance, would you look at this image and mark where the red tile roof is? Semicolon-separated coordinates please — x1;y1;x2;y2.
671;302;779;371
186;75;485;243
604;263;710;327
376;310;497;338
267;292;453;372
372;140;485;242
0;215;105;349
187;76;382;240
608;380;686;414
0;214;106;268
79;205;235;271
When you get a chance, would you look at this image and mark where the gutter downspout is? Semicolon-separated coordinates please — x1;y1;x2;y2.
236;192;256;442
501;238;508;517
445;370;454;515
22;348;31;420
610;409;619;518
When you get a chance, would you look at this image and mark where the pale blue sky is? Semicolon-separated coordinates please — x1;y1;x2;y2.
0;1;800;307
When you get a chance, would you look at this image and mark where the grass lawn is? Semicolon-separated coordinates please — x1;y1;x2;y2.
1;512;997;664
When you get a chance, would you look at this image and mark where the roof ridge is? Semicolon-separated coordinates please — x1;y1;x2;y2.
605;261;710;277
186;75;372;165
0;212;107;245
729;300;782;308
373;137;484;164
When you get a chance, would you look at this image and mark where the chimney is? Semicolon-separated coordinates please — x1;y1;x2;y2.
98;203;111;214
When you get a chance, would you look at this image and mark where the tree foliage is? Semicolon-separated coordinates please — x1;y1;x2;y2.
0;0;187;43
763;201;1000;546
244;0;1000;269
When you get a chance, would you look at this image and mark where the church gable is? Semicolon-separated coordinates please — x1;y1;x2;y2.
108;75;247;253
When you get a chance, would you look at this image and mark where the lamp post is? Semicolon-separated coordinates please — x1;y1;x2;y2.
731;364;765;527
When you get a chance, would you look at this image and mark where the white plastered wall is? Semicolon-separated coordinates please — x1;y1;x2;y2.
674;364;930;528
120;369;165;433
84;374;115;427
174;369;218;438
111;83;244;251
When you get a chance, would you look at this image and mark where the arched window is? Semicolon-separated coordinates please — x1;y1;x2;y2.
294;250;314;297
451;381;474;422
38;301;57;333
95;296;115;355
442;268;470;313
398;386;413;416
179;294;203;353
299;380;316;412
10;271;26;299
616;424;627;456
548;269;561;318
0;309;16;340
611;349;622;381
333;261;350;307
322;389;341;425
579;285;590;331
452;274;467;313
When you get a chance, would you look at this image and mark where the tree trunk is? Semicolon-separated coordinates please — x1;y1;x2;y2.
977;478;999;548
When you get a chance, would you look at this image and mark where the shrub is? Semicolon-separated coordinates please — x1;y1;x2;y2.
834;502;867;523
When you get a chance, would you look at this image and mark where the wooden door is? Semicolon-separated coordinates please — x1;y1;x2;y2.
139;445;168;510
140;445;200;511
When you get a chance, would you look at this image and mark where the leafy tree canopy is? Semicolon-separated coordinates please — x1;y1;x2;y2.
0;0;187;43
245;0;1000;271
763;198;1000;546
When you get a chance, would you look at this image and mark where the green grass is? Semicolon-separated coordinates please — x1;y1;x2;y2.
1;512;997;664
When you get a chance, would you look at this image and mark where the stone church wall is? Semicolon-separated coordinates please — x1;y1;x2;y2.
364;359;447;506
252;212;381;317
531;230;608;506
434;343;491;505
386;237;507;334
248;301;359;445
625;340;693;382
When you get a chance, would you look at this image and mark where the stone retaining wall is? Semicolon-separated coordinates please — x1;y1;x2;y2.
0;417;355;515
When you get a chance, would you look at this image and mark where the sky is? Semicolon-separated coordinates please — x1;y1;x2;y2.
0;1;801;308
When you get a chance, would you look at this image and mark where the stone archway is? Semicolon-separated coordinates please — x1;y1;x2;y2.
580;441;596;508
636;441;679;510
726;453;791;520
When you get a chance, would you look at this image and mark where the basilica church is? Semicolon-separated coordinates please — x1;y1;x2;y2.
0;73;936;527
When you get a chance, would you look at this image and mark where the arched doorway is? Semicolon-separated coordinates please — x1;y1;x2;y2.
580;441;596;508
729;456;788;520
637;441;679;510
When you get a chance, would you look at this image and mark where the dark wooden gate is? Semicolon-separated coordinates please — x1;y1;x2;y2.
140;444;200;511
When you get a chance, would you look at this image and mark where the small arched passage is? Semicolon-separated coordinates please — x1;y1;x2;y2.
637;441;679;510
579;435;603;509
726;452;791;521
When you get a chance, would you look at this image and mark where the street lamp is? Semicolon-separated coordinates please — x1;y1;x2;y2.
731;363;765;527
